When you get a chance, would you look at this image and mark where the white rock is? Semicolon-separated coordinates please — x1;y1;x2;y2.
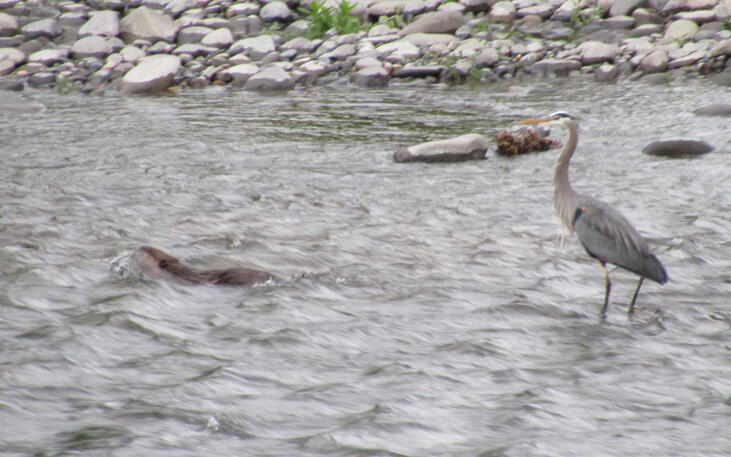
231;35;276;60
578;41;619;64
79;11;120;37
120;6;178;43
663;19;699;42
72;35;113;58
394;134;489;162
28;48;70;65
223;63;259;85
122;54;181;93
201;28;233;48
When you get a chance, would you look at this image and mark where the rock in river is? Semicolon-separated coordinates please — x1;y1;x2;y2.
642;139;714;157
693;104;731;117
121;54;180;93
394;133;490;163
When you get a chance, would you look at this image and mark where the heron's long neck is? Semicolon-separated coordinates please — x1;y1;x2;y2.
553;120;580;230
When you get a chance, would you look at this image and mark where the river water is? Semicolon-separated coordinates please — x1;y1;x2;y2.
1;79;729;456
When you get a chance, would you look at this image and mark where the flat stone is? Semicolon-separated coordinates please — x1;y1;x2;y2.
72;35;112;58
173;43;217;57
28;71;55;87
177;26;213;44
21;18;61;39
629;23;663;37
610;0;647;17
350;65;389;87
401;33;457;47
320;43;356;61
164;0;198;18
391;65;444;78
530;58;581;74
674;10;716;23
539;21;573;40
376;40;421;60
603;15;636;29
450;38;488;58
120;6;178;43
0;12;18;37
638;49;669;72
222;63;259;85
642;139;714;157
259;1;294;23
79;10;120;37
201;28;233;48
394;134;489;163
578;41;619;64
367;1;428;18
28;48;70;65
693;103;731;116
227;2;260;17
299;60;328;78
516;4;554;19
120;45;146;62
121;53;180;93
59;12;90;27
400;10;465;35
281;37;320;54
663;19;699;42
0;47;25;65
668;49;705;68
632;8;662;25
231;35;276;60
244;65;294;91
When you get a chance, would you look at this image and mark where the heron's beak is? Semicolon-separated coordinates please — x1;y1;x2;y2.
521;118;552;124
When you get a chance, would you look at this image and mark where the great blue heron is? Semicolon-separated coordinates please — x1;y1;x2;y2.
522;112;668;319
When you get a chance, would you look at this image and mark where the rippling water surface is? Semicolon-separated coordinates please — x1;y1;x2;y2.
1;80;730;457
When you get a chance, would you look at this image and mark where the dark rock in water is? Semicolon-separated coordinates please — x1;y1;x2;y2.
642;139;714;157
495;127;559;156
693;104;731;117
394;134;489;163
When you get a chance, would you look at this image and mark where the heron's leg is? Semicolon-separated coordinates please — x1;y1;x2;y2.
600;262;611;320
628;277;644;316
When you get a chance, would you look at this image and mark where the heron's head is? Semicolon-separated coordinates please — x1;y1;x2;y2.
521;111;576;126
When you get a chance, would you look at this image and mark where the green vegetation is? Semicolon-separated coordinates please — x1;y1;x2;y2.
300;0;366;39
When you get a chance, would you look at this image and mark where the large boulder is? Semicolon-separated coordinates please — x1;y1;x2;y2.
120;6;177;43
121;54;180;93
244;65;294;91
642;139;714;157
394;134;490;163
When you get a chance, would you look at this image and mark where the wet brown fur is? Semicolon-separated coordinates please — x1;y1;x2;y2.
137;246;275;286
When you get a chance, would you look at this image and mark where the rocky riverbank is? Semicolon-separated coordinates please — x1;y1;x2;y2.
0;0;729;93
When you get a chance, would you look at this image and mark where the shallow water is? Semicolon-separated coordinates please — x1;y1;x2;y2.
1;79;730;457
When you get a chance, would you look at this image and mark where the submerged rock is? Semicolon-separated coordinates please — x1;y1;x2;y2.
642;139;714;157
394;133;489;163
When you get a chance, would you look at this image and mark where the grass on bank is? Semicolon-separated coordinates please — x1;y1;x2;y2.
300;0;366;39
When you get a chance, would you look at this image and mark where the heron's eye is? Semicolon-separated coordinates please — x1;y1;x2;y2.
573;207;584;226
159;259;169;269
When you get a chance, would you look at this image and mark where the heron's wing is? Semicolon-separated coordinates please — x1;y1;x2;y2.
574;204;667;283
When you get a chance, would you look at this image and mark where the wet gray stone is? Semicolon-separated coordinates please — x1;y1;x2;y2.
244;65;294;90
530;58;581;74
120;6;178;43
475;47;499;67
394;134;489;163
693;103;731;116
121;53;180;93
642;139;714;156
79;10;119;37
350;65;389;87
28;71;55;87
177;26;213;44
173;43;217;57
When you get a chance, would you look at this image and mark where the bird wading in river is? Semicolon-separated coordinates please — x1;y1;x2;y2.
522;112;668;319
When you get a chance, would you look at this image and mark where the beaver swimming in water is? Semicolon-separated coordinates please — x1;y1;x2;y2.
135;246;276;286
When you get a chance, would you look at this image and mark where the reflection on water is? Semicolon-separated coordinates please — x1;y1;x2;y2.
1;80;730;456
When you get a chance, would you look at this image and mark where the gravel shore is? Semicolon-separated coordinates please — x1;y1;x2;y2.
0;0;729;93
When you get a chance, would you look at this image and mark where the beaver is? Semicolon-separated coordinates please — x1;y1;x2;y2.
135;245;275;286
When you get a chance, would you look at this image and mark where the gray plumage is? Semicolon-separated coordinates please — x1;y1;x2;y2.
523;112;668;318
